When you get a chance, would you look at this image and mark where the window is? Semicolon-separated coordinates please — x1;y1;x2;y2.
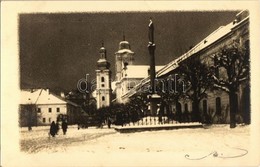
57;108;60;112
203;100;207;115
185;103;188;112
101;84;105;87
37;108;41;113
49;108;52;113
216;97;221;115
128;86;133;90
43;118;46;123
49;118;51;123
176;102;182;114
124;62;128;68
102;96;105;101
101;77;105;82
148;68;150;76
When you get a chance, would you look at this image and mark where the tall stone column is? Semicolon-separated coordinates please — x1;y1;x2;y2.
148;19;160;116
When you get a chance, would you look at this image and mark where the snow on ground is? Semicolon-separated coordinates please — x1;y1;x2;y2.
20;125;117;153
17;124;252;166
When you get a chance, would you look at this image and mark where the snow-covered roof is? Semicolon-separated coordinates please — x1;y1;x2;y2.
97;58;108;63
124;65;164;79
122;11;249;99
20;89;78;106
156;14;249;78
119;41;129;45
115;49;134;54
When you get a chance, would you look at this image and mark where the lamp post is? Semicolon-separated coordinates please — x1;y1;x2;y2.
148;19;160;116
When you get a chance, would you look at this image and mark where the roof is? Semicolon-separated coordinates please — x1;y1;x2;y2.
115;49;134;54
20;89;79;107
156;14;249;78
124;65;164;79
122;11;249;99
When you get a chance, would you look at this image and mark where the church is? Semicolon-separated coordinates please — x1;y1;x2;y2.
94;37;163;108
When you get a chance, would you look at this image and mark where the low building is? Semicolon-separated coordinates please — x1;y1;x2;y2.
19;88;82;127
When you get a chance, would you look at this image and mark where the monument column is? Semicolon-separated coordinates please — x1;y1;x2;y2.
148;19;160;116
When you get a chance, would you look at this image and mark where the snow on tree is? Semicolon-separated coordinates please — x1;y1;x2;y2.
211;41;250;128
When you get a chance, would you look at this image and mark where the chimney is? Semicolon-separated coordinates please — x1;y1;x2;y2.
60;92;65;98
235;10;249;23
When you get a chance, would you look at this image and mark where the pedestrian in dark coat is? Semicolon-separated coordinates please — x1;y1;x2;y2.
50;121;56;137
108;117;111;129
55;122;60;135
62;121;68;135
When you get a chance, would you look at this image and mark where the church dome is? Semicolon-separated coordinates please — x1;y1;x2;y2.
97;43;110;69
119;41;130;50
97;59;110;69
99;46;106;53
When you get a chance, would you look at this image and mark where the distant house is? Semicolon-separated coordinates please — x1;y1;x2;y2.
19;88;82;127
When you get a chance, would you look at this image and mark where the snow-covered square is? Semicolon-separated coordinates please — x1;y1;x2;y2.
17;124;252;166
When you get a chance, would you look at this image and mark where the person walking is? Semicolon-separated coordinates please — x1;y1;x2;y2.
108;117;111;129
55;121;60;135
50;121;56;137
62;120;68;135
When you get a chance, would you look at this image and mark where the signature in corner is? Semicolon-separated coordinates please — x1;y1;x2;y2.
185;146;248;160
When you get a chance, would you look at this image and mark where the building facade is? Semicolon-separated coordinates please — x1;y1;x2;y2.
174;10;250;123
113;38;164;103
19;89;81;126
96;44;112;109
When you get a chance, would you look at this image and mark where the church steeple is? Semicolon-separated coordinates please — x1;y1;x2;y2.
115;34;135;83
99;42;106;59
97;42;110;70
95;42;112;109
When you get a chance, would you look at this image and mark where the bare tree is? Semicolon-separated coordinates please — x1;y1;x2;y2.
155;75;186;121
179;57;212;122
211;41;250;128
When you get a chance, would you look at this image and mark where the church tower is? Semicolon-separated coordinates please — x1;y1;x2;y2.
96;43;111;109
115;36;135;81
114;36;135;103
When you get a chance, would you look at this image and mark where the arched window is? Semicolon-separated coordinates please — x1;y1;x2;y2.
176;102;182;114
203;100;207;115
185;103;188;113
101;77;105;82
216;97;221;115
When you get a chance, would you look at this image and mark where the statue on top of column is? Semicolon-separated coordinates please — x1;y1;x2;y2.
148;18;154;44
